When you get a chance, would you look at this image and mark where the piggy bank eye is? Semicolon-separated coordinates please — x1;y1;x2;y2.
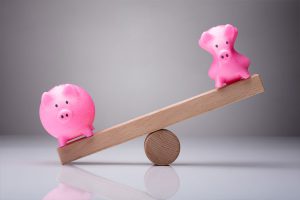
226;41;229;44
55;104;58;108
65;100;69;104
215;44;218;48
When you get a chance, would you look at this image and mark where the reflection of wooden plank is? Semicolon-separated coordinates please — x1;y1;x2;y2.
58;74;264;164
59;166;155;200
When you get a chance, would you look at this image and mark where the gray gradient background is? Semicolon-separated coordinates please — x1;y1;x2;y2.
0;0;299;138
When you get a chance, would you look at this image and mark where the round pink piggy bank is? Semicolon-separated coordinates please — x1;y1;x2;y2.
39;84;95;147
199;24;251;88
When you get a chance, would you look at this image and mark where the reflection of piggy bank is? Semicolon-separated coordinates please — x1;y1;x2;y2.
39;84;95;147
43;183;91;200
199;24;251;88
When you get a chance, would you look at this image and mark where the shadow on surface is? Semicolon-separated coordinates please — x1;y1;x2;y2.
73;161;150;166
173;161;300;169
72;160;300;169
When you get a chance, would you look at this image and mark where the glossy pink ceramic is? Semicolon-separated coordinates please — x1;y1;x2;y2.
199;24;251;88
39;84;95;147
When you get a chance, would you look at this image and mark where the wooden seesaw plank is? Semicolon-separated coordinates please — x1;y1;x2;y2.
58;74;264;164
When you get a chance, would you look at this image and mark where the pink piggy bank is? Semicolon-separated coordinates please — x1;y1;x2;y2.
39;84;95;147
199;24;251;88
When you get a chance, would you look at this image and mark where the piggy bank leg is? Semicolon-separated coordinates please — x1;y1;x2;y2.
215;77;226;88
90;125;95;131
240;71;250;79
58;137;68;147
81;127;93;137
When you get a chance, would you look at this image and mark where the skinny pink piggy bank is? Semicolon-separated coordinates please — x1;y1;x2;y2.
199;24;251;88
39;84;95;147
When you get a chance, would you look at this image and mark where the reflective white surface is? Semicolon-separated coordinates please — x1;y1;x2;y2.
1;135;300;199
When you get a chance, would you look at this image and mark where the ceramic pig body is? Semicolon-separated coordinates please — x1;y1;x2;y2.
39;84;95;147
199;24;250;88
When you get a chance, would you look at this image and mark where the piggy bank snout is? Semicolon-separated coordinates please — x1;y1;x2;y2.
219;50;231;61
57;109;72;123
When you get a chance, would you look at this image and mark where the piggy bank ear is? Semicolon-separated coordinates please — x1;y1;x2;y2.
63;84;79;97
199;31;213;49
41;92;53;106
224;24;238;41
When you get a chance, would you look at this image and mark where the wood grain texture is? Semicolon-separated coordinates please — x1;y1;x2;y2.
58;74;264;164
144;129;180;165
